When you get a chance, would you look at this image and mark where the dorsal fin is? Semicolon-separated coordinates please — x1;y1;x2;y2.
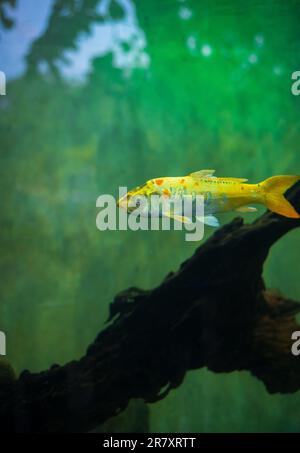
190;169;216;179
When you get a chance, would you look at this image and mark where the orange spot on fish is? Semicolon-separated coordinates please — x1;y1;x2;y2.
180;178;185;184
241;186;244;190
155;179;164;186
163;189;170;197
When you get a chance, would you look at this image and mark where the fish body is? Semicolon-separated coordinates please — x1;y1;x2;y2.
118;170;300;226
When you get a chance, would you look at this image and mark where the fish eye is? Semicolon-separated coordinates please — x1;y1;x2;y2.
135;197;141;207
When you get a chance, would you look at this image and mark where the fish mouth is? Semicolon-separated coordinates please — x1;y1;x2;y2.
117;192;133;211
117;196;128;210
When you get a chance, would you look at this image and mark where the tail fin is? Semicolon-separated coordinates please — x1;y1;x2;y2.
261;175;300;218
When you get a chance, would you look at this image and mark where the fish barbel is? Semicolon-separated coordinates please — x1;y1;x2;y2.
118;170;300;226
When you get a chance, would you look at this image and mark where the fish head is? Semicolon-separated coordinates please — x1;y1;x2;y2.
117;180;156;214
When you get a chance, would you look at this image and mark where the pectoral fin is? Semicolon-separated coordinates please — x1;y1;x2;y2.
236;206;258;212
196;215;220;227
163;211;192;224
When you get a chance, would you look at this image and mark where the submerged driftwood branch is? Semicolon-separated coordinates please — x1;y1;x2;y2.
1;183;300;433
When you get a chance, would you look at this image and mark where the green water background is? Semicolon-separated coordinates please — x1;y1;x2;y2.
1;0;300;432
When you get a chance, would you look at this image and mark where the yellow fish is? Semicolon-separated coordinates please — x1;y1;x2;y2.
118;170;300;227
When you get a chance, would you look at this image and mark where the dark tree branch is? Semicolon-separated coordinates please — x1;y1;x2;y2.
0;0;17;30
1;182;300;432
